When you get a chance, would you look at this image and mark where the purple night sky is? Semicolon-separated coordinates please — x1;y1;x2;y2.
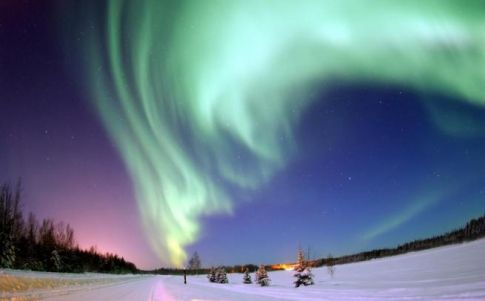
1;1;484;269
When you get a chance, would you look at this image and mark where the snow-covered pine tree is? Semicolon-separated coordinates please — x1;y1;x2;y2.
51;250;62;272
255;264;270;286
207;267;217;283
216;267;228;284
243;267;252;284
294;248;314;287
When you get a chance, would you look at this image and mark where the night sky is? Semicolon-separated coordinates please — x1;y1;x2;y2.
1;1;485;269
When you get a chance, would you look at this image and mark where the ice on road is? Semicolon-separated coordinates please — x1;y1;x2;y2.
2;238;485;300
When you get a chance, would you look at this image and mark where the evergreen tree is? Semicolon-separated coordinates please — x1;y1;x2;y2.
216;267;228;284
0;233;15;268
207;267;217;283
255;264;270;286
294;248;314;287
51;250;62;272
243;267;252;284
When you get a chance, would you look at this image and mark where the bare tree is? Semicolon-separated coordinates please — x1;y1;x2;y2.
327;253;335;278
187;251;201;272
0;182;23;268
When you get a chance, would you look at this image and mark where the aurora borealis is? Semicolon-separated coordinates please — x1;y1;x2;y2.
2;0;485;268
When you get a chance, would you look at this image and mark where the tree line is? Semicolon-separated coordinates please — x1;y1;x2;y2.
147;213;485;276
163;214;485;274
311;214;485;268
0;181;137;273
148;264;261;275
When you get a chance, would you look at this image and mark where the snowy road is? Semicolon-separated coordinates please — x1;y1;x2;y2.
45;277;172;301
2;238;485;300
41;275;280;301
43;276;212;301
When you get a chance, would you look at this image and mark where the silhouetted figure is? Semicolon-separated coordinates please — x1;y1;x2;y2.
184;269;187;284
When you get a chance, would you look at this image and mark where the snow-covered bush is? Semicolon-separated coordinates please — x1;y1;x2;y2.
216;267;228;284
207;267;216;283
294;267;314;287
243;267;252;284
255;265;270;286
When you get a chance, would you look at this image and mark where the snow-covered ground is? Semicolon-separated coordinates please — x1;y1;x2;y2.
2;239;485;301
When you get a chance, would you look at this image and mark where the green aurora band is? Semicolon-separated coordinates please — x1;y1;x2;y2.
80;0;485;266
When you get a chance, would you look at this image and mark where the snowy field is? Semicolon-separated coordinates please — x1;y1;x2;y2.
1;239;485;301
